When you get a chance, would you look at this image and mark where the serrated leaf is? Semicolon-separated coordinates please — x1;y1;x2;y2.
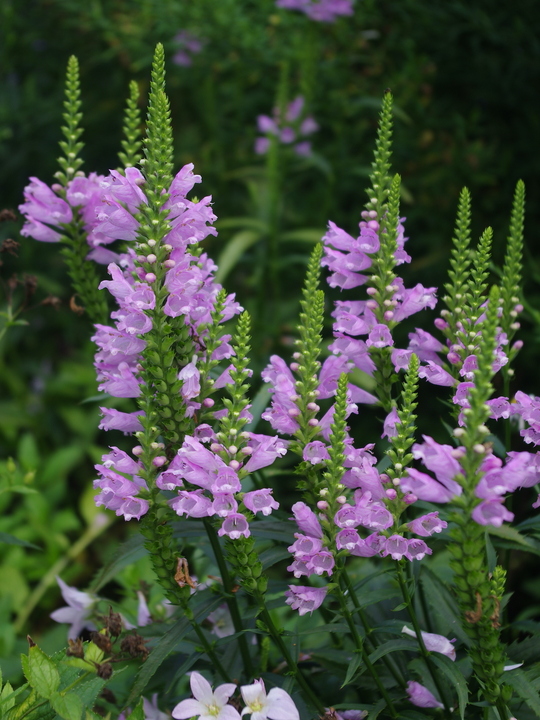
488;524;540;555
89;532;147;592
23;646;60;699
125;592;223;706
126;698;145;720
504;668;540;716
507;634;540;664
0;532;41;549
50;690;83;720
0;682;18;712
70;675;106;711
341;653;363;688
430;654;468;719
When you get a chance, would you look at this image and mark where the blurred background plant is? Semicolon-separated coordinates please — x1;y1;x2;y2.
2;0;540;690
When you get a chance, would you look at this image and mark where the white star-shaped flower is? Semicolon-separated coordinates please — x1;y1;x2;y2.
172;672;240;720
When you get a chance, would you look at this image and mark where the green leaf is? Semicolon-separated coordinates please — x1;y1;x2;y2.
0;486;38;496
250;519;295;543
504;668;540;716
125;592;223;706
89;532;147;592
278;228;325;244
259;546;290;569
50;690;83;720
69;675;106;712
488;524;540;555
0;532;41;550
23;646;60;700
215;217;267;231
430;654;468;720
297;623;350;636
244;382;271;433
0;682;22;713
126;698;145;720
215;230;261;284
507;634;540;664
420;567;470;644
341;652;363;688
368;639;417;664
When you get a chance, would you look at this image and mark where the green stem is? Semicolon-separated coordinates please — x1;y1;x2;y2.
342;569;406;689
14;514;115;633
189;619;232;683
335;586;398;719
395;563;452;718
256;596;325;715
203;519;254;677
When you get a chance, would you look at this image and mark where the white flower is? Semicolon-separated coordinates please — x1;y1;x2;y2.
240;679;299;720
49;576;97;640
172;672;240;720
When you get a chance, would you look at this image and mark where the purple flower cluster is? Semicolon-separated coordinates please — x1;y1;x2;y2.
156;430;286;538
255;96;318;157
19;173;105;252
321;216;440;390
401;435;540;525
275;0;354;23
261;354;376;437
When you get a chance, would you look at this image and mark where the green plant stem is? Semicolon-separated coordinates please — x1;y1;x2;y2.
203;518;254;677
14;514;115;633
255;595;325;715
334;586;398;718
342;569;406;689
395;563;452;718
189;619;232;683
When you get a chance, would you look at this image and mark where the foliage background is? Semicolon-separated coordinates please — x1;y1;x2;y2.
1;0;540;682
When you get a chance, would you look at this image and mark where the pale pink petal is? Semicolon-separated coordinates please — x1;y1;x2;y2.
213;683;238;706
172;698;205;719
265;688;299;720
190;673;215;704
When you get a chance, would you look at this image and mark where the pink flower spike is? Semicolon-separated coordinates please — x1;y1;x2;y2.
406;681;443;709
402;625;456;660
240;679;299;720
172;671;240;720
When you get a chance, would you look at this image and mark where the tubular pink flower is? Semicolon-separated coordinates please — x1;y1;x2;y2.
218;513;250;539
406;681;443;709
402;625;456;660
243;489;279;516
407;512;447;537
291;501;323;538
284;585;327;615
